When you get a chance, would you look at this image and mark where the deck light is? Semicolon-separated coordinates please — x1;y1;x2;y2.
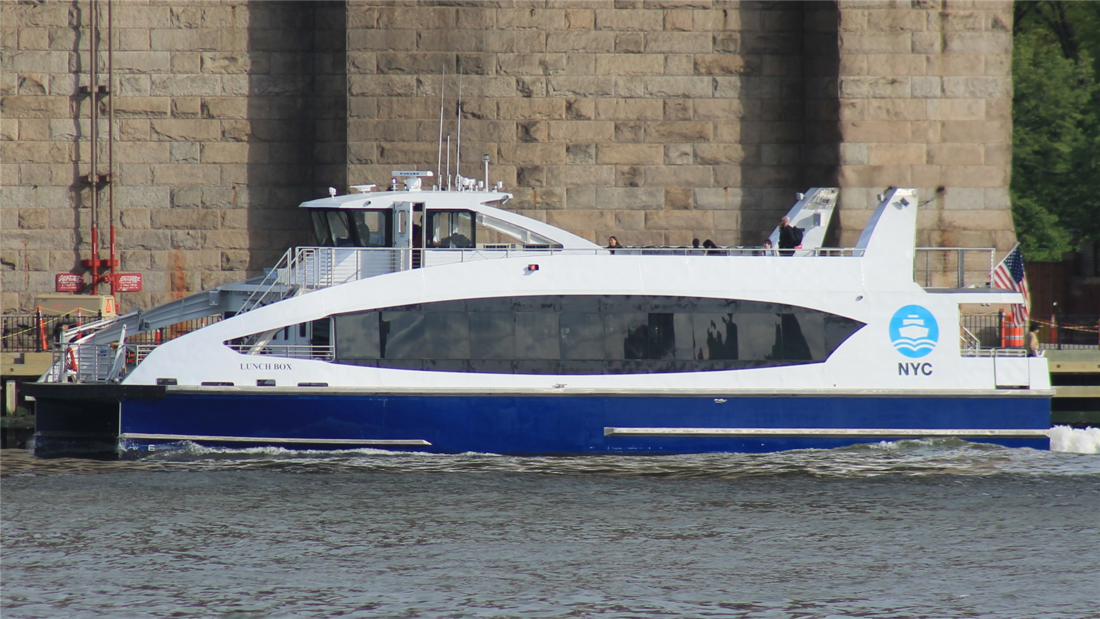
527;264;539;272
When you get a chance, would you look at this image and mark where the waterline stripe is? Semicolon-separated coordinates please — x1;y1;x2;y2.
604;427;1049;438
119;433;431;446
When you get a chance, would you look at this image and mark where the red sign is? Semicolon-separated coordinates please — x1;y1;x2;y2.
55;273;84;293
115;273;143;292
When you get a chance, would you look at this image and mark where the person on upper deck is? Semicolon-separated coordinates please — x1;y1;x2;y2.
607;236;621;254
778;216;802;257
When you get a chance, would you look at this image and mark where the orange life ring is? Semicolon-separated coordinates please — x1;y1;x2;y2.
66;346;78;372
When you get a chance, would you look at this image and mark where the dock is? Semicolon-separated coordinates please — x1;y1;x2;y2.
1047;350;1100;428
2;352;53;449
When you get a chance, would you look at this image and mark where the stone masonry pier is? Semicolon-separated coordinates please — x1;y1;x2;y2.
1;0;1014;311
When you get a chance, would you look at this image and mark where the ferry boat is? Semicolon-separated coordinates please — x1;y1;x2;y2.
26;178;1052;456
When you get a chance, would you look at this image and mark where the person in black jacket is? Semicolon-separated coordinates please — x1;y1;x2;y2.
778;216;802;257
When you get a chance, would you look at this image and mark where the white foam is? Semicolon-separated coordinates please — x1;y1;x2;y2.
1047;426;1100;455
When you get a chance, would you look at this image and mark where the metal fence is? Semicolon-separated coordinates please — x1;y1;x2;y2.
959;313;1004;349
960;313;1099;350
1037;314;1100;350
1;311;104;352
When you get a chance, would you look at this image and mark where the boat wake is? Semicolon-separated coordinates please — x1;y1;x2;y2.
1048;425;1100;454
7;431;1096;479
8;421;1097;480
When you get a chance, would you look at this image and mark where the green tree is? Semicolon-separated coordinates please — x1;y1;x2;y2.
1012;1;1100;261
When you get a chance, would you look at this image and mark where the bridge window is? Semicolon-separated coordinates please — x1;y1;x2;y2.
350;210;390;247
310;209;391;248
428;211;475;248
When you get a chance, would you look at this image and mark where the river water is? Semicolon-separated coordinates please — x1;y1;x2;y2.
2;429;1098;619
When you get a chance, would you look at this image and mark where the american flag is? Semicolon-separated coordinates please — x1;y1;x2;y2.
991;244;1030;326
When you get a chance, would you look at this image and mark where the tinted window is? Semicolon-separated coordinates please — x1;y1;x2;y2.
693;313;739;360
332;295;864;375
380;312;424;359
470;312;513;359
605;313;648;360
516;313;559;359
560;313;604;360
424;312;469;360
334;312;379;360
736;312;782;360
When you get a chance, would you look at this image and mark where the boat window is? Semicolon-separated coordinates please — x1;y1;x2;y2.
429;211;475;248
692;313;738;360
470;312;514;359
424;312;470;359
329;296;864;375
334;312;379;360
311;317;331;347
327;211;353;247
311;211;332;247
380;311;424;359
350;210;391;248
516;312;558;359
560;312;603;360
475;213;559;248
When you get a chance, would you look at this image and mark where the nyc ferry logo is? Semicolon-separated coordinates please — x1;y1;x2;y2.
889;305;938;359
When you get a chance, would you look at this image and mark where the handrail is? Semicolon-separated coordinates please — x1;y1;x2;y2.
914;247;995;289
227;245;869;317
959;347;1027;358
225;344;335;361
959;325;981;350
236;247;296;315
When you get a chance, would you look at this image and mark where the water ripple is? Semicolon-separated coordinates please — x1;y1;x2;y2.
3;431;1097;479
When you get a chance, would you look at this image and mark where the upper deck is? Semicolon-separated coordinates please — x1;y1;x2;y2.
44;186;1026;384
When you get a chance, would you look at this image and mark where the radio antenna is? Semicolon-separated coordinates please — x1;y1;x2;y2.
436;64;445;185
455;72;463;188
445;134;451;191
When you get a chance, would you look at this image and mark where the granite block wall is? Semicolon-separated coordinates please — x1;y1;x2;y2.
346;0;841;248
1;0;1015;312
835;0;1015;285
1;0;344;312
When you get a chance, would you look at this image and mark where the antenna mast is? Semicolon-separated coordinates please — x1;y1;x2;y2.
436;65;445;185
455;73;463;188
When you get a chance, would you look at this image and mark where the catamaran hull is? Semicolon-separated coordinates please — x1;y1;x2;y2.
30;387;1051;457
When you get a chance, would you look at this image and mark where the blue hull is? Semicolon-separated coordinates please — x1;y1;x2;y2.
89;391;1052;454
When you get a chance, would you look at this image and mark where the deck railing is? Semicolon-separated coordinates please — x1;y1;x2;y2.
914;247;995;289
959;347;1028;358
228;245;868;318
225;344;335;361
